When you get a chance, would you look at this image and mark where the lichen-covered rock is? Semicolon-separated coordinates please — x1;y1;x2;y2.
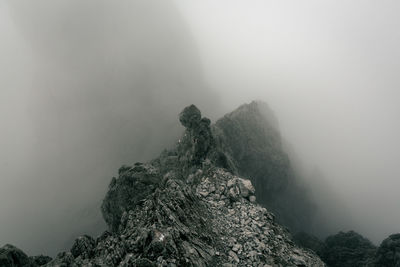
374;233;400;267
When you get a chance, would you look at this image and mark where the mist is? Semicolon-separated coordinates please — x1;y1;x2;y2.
0;0;219;256
175;0;400;244
1;0;400;257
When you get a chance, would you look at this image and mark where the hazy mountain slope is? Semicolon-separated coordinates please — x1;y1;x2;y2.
0;104;326;266
212;101;316;233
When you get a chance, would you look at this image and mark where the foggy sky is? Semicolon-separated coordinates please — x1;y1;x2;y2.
176;0;400;244
0;0;219;256
1;0;400;256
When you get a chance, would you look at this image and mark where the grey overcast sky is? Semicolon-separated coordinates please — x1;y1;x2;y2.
1;0;400;256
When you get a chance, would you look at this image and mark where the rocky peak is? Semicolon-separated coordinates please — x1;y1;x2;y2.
1;103;326;266
213;101;316;233
178;104;214;168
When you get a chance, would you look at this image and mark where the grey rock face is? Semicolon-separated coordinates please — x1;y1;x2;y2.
213;101;316;233
101;163;161;232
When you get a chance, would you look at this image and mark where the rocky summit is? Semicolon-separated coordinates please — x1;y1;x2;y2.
2;102;400;267
1;102;326;266
212;101;316;234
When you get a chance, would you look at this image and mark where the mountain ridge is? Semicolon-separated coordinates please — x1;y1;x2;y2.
2;102;399;266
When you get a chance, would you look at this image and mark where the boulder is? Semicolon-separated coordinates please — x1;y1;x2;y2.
226;177;255;200
179;104;202;128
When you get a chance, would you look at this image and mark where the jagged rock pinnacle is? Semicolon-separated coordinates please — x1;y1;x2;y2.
178;105;214;167
179;104;202;129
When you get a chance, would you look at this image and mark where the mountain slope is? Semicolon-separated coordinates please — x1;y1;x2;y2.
213;101;316;233
0;103;325;266
48;104;324;266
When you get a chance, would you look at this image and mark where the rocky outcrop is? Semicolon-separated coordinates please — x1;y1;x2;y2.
373;233;400;267
2;103;326;266
101;163;162;232
213;101;316;233
195;169;324;266
41;166;324;266
320;231;376;267
40;104;323;266
294;230;391;267
0;244;52;267
28;256;52;267
0;244;31;267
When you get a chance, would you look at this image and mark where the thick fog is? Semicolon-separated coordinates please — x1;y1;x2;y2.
1;0;400;256
175;0;400;244
0;0;220;256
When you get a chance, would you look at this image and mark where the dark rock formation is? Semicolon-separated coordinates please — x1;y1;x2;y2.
101;163;162;232
294;232;327;257
177;104;215;169
2;103;327;266
42;166;324;266
70;235;95;259
0;244;30;267
40;103;323;266
294;230;400;267
0;244;52;267
374;233;400;267
28;256;52;266
321;231;376;267
213;101;316;233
